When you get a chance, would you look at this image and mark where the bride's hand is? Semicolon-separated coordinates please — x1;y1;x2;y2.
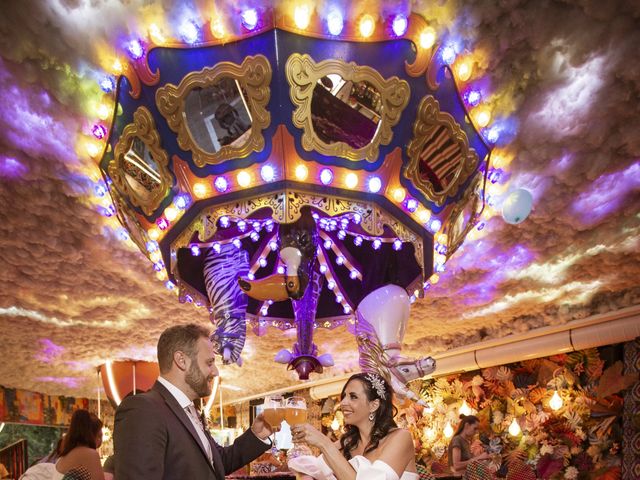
291;423;330;449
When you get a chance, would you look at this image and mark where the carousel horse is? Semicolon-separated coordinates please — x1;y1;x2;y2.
203;242;250;365
356;284;436;405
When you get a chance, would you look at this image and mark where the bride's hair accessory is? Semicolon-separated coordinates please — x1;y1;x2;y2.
364;372;387;400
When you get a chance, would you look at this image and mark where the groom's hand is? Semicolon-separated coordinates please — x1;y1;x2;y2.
251;413;274;440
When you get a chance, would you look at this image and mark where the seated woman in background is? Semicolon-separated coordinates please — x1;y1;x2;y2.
21;409;105;480
448;415;490;476
288;372;418;480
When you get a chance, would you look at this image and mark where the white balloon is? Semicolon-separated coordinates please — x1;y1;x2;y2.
502;188;533;224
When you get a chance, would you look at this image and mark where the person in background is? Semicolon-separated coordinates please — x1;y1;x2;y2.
38;436;64;464
20;409;104;480
448;414;490;476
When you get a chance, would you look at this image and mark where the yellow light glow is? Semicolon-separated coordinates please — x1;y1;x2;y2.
429;274;440;284
443;421;454;438
331;418;340;431
86;140;101;158
417;208;431;223
491;149;515;169
424;427;437;440
359;15;375;38
435;232;448;244
459;400;472;416
193;183;208;198
419;27;436;49
96;103;111;121
164;207;178;222
149;250;162;263
210;18;225;38
295;164;309;181
508;418;521;436
237;170;251;188
148;228;160;241
345;173;358;189
294;5;311;30
112;58;124;74
155;270;167;281
456;59;473;81
473;107;492;128
392;188;406;202
149;24;166;44
549;391;563;411
434;253;446;265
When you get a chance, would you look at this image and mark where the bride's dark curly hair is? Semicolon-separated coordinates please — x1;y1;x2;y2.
339;372;397;460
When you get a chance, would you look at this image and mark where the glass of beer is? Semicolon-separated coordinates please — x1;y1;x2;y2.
263;395;285;454
286;396;311;458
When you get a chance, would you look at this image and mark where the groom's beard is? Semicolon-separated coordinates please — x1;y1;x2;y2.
186;362;213;398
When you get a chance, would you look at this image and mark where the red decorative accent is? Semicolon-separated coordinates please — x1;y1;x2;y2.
121;63;142;99
132;56;160;88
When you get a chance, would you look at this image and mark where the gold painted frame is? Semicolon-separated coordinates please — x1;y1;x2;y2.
444;172;484;258
110;107;172;216
156;55;272;167
404;96;478;206
286;53;410;162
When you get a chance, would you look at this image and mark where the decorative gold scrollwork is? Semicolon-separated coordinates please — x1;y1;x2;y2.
404;96;478;207
110;107;172;216
156;55;272;167
286;53;410;162
171;188;424;274
443;172;484;258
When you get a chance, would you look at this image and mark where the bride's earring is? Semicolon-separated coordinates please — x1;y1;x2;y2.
368;412;375;422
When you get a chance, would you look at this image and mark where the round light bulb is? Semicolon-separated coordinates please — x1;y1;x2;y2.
456;59;473;81
237;170;251;188
193;183;208;198
320;168;333;185
345;172;358;189
419;27;436;49
508;418;521;436
294;5;311;30
295;164;308;181
443;422;454;438
112;58;123;74
260;165;275;182
474;107;492;128
391;15;408;36
429;273;440;284
392;188;406;203
331;418;340;431
368;176;382;193
210;18;225;38
148;228;160;240
549;391;563;411
359;14;375;38
418;209;431;223
96;103;110;120
327;10;344;35
164;207;178;222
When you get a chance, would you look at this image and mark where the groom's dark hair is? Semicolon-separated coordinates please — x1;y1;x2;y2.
157;323;210;373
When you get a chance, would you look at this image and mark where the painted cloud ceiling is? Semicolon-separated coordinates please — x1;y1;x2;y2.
0;0;638;403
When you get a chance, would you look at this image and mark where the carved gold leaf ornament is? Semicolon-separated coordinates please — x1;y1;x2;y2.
404;95;479;207
110;107;172;216
286;53;410;162
155;55;272;167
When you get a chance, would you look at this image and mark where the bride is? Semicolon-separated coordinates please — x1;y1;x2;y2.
289;372;418;480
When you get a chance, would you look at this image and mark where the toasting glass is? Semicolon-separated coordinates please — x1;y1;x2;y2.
285;396;311;458
263;394;285;455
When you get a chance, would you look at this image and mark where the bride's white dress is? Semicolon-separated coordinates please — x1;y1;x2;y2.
289;454;419;480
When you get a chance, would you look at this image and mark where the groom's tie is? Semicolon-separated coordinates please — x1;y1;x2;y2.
185;404;213;464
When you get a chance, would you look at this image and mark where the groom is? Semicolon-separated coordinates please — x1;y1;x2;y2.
114;323;273;480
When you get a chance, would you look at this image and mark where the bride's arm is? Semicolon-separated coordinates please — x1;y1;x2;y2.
291;424;358;480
